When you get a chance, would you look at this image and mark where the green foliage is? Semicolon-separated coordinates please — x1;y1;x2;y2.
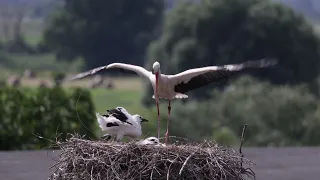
0;87;96;150
144;0;320;102
43;0;164;69
168;76;320;147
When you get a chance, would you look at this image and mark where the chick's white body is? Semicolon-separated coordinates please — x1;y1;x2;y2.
137;137;166;147
96;113;143;141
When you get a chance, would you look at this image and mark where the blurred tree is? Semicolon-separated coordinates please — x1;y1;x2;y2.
143;0;320;103
43;0;164;69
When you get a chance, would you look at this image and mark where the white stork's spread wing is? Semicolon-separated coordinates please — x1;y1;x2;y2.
106;63;153;80
170;58;278;94
67;65;107;81
67;63;153;81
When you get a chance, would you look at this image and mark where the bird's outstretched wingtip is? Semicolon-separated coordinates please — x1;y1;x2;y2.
64;76;80;81
261;58;278;67
64;73;89;82
243;58;279;68
65;65;107;81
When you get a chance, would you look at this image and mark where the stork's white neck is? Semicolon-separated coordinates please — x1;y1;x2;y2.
155;69;161;75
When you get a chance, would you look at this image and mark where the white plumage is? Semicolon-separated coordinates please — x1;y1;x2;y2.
137;137;166;147
96;107;149;141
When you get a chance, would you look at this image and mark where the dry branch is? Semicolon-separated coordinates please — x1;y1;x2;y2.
239;124;247;168
49;135;255;180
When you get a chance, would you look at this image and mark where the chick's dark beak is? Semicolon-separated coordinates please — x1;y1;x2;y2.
141;118;149;122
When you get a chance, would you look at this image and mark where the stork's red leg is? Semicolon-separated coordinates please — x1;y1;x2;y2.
165;100;171;144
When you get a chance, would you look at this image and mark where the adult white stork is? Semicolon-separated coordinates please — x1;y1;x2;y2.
68;58;278;143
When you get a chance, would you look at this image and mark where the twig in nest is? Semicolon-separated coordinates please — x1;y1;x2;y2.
239;124;247;168
179;151;195;176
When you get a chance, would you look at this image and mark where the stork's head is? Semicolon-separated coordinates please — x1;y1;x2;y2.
144;137;160;145
152;61;160;73
132;114;149;124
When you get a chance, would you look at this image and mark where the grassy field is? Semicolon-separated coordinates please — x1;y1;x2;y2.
14;75;153;114
90;88;143;113
67;76;160;116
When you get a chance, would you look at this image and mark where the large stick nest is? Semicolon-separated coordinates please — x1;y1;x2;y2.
49;135;255;180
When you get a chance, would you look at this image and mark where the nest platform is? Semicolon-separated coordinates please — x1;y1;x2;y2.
49;136;255;180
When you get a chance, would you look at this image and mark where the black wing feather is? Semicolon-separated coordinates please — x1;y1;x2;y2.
174;58;278;94
105;108;133;125
174;68;237;94
106;122;120;127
